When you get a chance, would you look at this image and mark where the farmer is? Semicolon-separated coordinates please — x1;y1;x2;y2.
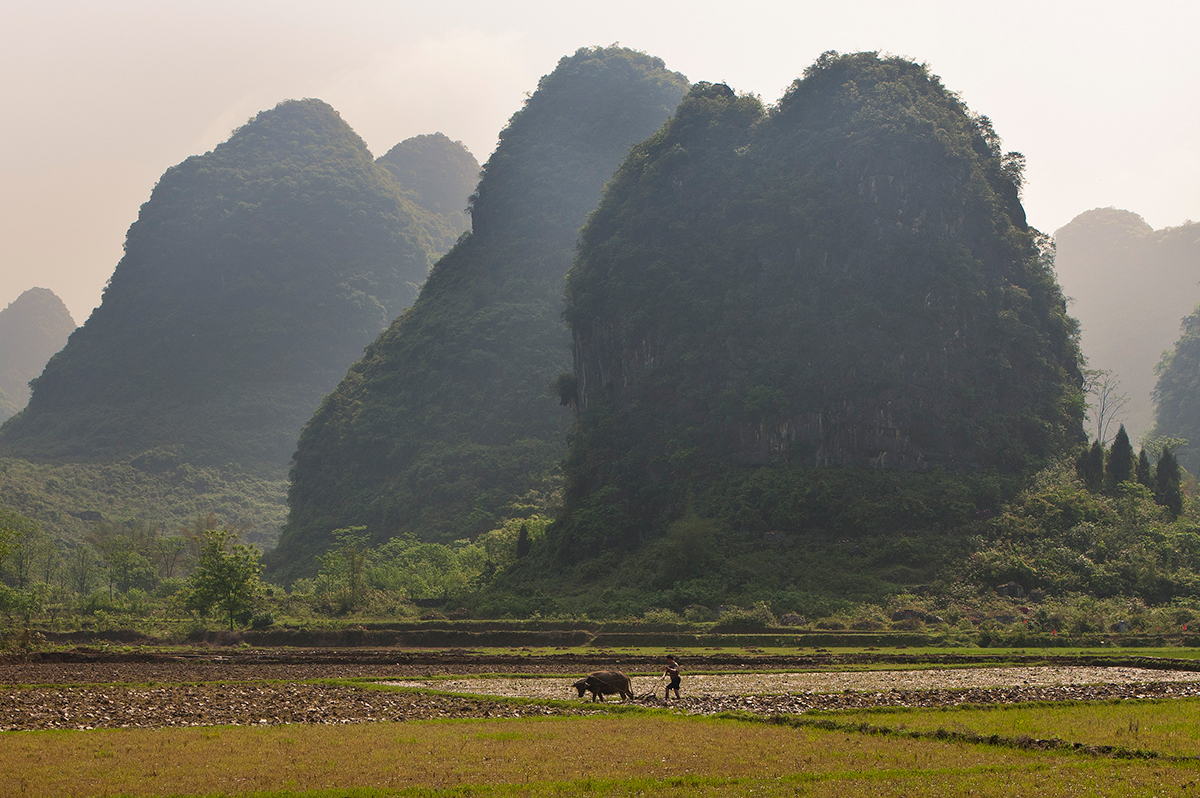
662;654;681;700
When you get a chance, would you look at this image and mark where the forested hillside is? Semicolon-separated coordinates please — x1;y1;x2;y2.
1054;209;1200;443
270;47;689;581
377;132;479;254
509;52;1085;605
0;99;438;477
1152;305;1200;473
0;288;76;422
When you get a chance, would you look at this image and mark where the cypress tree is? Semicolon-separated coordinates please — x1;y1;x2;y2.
1156;447;1183;516
1079;440;1105;491
516;523;531;559
1136;447;1154;488
1106;424;1134;489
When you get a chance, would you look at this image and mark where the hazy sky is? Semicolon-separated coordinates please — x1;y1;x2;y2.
3;0;1197;325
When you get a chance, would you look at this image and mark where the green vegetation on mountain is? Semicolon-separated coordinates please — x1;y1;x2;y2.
377;132;479;253
0;454;285;549
1054;208;1200;442
0;287;76;421
493;52;1086;606
0;99;437;477
270;47;689;582
1152;305;1200;473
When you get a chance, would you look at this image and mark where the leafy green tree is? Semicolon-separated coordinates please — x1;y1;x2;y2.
185;528;262;629
88;521;158;596
0;508;37;583
1155;447;1184;517
1107;424;1134;489
67;543;100;597
5;523;53;590
315;526;370;614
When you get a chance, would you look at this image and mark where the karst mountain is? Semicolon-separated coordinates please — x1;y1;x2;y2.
543;52;1086;568
269;46;689;580
0;99;440;476
377;132;479;253
1054;208;1200;443
0;287;76;423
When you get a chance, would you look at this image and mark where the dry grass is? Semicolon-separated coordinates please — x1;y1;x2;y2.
2;714;1198;797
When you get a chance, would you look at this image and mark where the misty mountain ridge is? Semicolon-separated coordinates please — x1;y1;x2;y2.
377;132;479;254
1053;208;1200;444
0;287;76;422
0;98;439;480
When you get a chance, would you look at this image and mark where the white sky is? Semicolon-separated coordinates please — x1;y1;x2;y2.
3;0;1197;325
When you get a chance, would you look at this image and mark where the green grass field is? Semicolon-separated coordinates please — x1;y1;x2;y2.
834;695;1200;758
5;705;1200;796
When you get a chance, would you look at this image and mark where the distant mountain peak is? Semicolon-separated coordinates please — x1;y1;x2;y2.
0;286;76;419
0;98;437;474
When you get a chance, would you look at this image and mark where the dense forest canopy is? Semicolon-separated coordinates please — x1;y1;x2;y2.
0;288;76;421
546;52;1086;566
0;99;438;477
270;47;689;582
1054;208;1200;442
376;132;480;254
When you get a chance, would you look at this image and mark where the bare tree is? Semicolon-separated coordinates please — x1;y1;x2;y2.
1083;368;1129;444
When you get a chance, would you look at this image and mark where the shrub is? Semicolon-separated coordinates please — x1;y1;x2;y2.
713;601;776;631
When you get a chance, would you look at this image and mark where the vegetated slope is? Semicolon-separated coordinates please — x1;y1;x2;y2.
0;288;76;421
1053;209;1200;443
0;99;437;477
1152;305;1200;472
377;133;479;254
0;456;286;548
516;53;1084;608
269;47;689;581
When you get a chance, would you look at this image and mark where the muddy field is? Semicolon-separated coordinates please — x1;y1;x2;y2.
5;648;1200;732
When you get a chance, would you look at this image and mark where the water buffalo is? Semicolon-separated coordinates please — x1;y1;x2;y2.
572;670;634;702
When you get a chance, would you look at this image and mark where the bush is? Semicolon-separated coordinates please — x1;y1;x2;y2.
713;601;776;631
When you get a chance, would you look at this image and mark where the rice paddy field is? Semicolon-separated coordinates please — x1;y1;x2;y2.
4;645;1200;796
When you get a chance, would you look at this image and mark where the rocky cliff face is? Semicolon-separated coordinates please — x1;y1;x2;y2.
0;287;76;421
270;47;689;580
0;99;436;474
557;53;1086;553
